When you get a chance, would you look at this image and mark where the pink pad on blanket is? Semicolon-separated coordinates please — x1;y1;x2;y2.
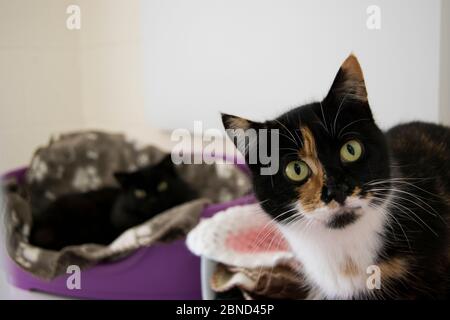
187;203;295;269
225;226;290;253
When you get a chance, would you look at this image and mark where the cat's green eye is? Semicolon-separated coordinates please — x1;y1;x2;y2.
285;160;310;182
134;189;147;199
340;140;363;163
157;181;168;192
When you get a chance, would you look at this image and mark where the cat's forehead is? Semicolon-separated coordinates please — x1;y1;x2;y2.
273;101;368;147
128;170;163;187
276;103;323;130
273;104;327;145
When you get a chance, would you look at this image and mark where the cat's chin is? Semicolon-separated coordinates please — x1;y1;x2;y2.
325;209;361;229
305;207;363;230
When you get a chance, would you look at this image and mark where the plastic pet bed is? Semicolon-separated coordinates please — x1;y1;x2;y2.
1;131;255;300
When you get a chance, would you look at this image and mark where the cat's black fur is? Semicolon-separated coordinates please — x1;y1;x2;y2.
222;55;450;299
30;155;197;250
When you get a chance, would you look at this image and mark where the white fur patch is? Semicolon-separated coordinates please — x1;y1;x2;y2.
279;196;388;299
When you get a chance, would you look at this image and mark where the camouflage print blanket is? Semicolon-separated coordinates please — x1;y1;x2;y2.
1;131;251;280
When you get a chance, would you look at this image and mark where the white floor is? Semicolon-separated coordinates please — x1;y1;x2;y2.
0;262;66;300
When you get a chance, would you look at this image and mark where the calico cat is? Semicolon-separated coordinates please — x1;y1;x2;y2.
222;54;450;299
30;155;197;250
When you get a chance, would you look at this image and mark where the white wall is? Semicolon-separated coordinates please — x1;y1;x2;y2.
78;0;173;151
141;0;442;131
0;0;446;173
440;0;450;125
0;0;84;172
0;0;171;173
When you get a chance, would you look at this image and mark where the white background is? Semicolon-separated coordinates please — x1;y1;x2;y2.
0;0;447;172
141;0;442;130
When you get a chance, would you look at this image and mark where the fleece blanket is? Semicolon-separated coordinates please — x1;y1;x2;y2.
1;131;251;280
187;203;308;299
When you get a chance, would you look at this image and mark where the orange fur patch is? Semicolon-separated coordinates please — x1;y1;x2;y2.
379;257;410;281
352;186;362;197
341;257;360;277
297;127;325;212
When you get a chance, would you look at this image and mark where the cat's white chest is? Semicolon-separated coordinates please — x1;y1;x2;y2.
280;207;386;299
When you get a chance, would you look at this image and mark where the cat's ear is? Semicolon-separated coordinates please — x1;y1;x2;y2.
326;54;368;104
114;172;133;187
160;154;174;166
158;154;176;173
221;113;264;157
222;113;257;131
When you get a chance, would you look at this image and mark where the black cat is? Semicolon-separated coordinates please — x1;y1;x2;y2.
222;54;450;299
30;155;197;250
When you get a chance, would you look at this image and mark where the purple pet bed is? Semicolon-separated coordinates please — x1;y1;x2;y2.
3;165;255;300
